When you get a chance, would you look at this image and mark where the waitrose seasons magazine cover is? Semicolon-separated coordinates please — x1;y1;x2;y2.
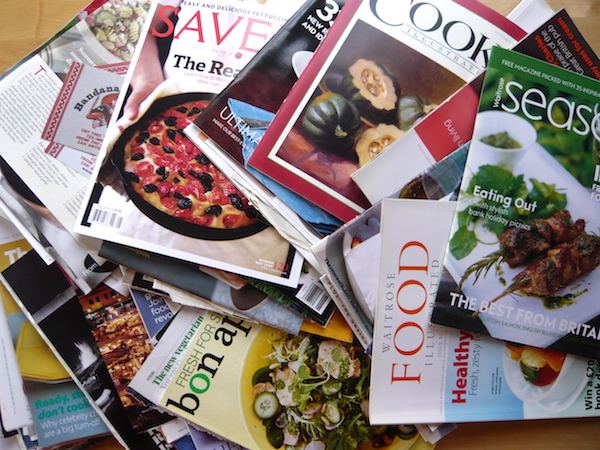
431;46;600;360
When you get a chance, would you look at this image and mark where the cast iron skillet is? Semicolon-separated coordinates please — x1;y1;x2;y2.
110;92;268;241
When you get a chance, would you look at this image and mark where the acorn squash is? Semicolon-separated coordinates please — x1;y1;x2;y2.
335;59;400;124
355;123;403;167
397;94;437;131
302;92;361;155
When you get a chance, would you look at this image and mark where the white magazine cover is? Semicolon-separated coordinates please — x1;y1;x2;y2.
74;0;307;287
370;198;600;425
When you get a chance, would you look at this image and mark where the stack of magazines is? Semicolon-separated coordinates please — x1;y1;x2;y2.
1;0;600;449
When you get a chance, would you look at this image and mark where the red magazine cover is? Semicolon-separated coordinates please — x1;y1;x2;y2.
248;0;526;221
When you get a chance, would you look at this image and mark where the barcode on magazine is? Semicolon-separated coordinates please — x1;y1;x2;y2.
89;204;124;229
296;281;332;315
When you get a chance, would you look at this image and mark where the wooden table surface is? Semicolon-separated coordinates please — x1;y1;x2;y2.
1;0;600;449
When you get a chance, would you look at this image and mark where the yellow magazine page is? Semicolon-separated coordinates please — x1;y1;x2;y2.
130;306;421;450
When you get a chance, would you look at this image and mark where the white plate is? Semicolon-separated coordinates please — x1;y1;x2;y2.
502;347;588;411
446;142;600;348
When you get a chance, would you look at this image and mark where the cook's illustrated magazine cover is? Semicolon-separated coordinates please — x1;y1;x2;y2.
371;198;600;425
431;45;600;360
128;305;433;450
74;0;308;288
352;7;600;205
185;0;353;250
247;0;525;222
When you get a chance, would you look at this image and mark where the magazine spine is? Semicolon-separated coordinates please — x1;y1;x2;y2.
318;271;372;350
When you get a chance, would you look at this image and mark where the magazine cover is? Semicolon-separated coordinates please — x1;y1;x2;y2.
185;0;351;250
311;144;468;350
23;379;109;448
129;305;429;450
74;0;307;288
129;288;176;344
0;250;164;450
20;339;111;448
370;198;600;425
353;8;600;205
247;0;526;221
76;283;173;432
431;46;600;360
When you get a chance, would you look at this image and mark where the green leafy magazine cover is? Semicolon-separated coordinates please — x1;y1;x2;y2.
431;46;600;360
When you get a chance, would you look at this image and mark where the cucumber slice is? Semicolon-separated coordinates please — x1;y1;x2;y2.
321;379;342;396
323;402;343;425
253;391;280;420
397;424;417;439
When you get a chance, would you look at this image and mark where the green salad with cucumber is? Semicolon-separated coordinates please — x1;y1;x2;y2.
251;333;415;449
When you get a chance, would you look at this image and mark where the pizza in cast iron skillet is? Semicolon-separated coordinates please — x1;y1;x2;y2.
121;98;261;233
